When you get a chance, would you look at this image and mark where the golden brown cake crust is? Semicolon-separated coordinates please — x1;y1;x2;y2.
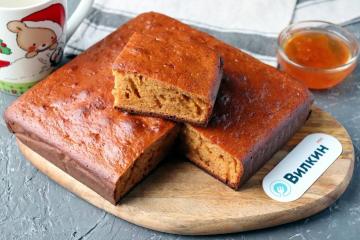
113;32;223;101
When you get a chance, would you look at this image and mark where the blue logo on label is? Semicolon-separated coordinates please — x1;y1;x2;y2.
270;180;291;198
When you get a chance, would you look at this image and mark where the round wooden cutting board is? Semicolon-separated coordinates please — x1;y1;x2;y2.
17;107;354;235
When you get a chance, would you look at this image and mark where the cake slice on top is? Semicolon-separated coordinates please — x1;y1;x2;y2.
112;32;223;126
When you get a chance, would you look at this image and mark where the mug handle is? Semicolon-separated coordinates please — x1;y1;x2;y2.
66;0;95;41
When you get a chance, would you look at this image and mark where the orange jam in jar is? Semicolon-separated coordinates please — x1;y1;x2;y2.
277;21;359;90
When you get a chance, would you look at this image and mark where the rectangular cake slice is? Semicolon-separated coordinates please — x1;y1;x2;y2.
112;32;223;126
4;18;179;204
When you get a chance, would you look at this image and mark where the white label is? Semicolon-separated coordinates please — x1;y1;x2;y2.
262;133;342;202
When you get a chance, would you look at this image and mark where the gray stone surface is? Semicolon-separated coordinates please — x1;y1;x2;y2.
1;1;360;240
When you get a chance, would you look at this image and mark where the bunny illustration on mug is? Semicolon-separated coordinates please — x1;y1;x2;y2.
7;3;64;59
7;21;58;58
0;0;94;95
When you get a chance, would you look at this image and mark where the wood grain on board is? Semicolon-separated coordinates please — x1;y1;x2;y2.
17;107;354;235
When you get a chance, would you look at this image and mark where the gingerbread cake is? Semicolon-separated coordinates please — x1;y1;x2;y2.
112;32;223;126
5;12;312;200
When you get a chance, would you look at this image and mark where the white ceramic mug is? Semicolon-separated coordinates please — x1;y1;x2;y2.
0;0;94;95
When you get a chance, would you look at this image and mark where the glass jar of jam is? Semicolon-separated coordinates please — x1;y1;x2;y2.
277;21;359;90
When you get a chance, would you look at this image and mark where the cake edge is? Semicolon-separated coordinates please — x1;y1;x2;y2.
8;120;180;204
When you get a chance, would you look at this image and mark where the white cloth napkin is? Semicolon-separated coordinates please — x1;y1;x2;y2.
65;0;360;67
